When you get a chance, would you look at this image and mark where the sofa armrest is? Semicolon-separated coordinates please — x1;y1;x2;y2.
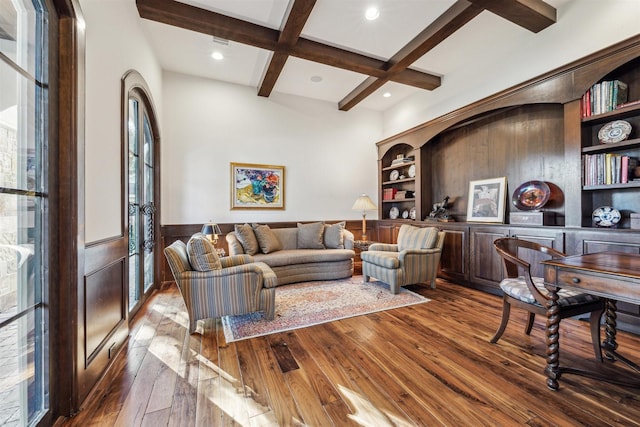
369;243;398;252
343;229;355;250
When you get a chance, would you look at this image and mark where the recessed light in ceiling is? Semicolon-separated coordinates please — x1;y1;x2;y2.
383;92;391;98
310;75;323;83
211;51;224;60
365;6;380;21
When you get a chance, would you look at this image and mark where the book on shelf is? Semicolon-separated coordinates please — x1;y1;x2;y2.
581;79;628;117
583;153;637;186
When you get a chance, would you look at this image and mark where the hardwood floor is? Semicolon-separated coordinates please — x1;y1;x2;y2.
60;278;640;426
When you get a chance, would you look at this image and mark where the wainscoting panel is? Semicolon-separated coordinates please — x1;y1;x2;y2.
77;237;129;403
84;259;125;363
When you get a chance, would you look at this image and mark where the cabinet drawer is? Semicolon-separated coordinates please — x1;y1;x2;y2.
555;270;640;304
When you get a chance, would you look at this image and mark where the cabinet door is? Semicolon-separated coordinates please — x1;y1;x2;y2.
469;227;509;293
437;226;468;283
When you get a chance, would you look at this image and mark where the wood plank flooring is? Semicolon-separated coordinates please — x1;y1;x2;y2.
60;278;640;426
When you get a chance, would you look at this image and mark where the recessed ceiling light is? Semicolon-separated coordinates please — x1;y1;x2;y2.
365;6;380;21
211;51;224;60
383;92;391;98
310;75;323;83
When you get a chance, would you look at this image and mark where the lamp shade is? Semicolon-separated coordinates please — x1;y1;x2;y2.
201;223;221;236
352;194;377;211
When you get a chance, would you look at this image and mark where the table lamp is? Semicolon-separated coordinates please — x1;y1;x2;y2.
352;194;377;241
201;222;222;246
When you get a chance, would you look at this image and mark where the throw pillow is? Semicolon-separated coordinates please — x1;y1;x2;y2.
186;233;222;271
397;225;439;252
252;223;282;254
297;222;325;249
324;221;346;249
234;223;260;255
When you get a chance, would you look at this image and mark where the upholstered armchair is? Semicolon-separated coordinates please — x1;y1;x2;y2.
361;225;445;294
164;237;277;334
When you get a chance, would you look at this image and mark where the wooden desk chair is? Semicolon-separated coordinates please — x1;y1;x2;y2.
491;238;604;361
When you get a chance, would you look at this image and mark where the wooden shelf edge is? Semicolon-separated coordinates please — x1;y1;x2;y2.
382;178;415;185
382;161;415;171
583;181;640;190
582;102;640;123
582;137;640;153
382;199;416;203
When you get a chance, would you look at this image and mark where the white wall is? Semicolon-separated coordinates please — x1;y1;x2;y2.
382;0;640;138
81;0;163;242
161;71;381;225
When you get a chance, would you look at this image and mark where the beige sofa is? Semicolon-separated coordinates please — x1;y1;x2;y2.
226;223;355;285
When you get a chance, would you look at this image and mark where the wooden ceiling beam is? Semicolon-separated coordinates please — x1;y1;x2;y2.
339;0;482;111
467;0;556;33
258;0;317;97
136;0;441;104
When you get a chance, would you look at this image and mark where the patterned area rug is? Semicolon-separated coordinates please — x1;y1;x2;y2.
222;276;430;342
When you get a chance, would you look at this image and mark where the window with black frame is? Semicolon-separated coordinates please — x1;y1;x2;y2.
0;0;49;425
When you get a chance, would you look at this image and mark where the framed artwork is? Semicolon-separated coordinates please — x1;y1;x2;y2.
231;162;285;209
466;177;507;223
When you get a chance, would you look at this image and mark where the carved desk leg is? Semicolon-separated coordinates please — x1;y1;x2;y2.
545;285;561;390
603;299;618;361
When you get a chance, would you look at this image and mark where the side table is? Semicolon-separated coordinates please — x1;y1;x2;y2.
353;240;376;275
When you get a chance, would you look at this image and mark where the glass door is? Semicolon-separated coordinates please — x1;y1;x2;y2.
127;95;156;313
0;0;50;425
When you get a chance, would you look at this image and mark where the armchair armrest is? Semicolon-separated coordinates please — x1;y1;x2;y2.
369;243;398;252
179;262;267;281
221;254;254;268
398;247;441;262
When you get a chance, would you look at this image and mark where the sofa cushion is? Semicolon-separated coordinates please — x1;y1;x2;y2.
252;223;282;254
324;221;346;249
397;225;438;252
234;223;260;255
253;249;354;268
297;222;325;249
186;233;221;271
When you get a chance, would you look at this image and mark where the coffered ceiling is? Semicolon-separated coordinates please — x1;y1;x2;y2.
135;0;565;111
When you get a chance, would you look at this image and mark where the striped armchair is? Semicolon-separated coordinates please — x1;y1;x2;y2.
164;240;277;334
361;225;445;294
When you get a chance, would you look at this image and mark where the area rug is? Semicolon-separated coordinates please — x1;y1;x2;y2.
222;276;430;342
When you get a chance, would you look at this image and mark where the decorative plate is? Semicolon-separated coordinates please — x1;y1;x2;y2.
598;120;632;144
512;180;551;211
389;207;400;219
409;207;416;220
390;170;400;181
402;209;409;219
592;206;621;227
408;164;416;178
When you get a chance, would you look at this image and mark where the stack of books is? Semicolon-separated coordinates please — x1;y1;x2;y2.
383;188;397;200
581;80;628;117
391;156;415;166
583;153;637;186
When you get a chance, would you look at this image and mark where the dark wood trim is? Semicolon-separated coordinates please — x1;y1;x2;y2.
85;237;127;275
51;0;84;418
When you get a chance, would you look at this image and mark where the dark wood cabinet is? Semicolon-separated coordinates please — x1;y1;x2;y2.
469;227;509;293
436;224;469;284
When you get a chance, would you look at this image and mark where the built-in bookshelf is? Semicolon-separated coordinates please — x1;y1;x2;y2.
379;143;419;221
581;58;640;228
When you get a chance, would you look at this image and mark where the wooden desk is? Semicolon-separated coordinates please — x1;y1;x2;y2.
543;252;640;390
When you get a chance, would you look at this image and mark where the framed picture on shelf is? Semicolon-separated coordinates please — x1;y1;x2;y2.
231;162;285;209
466;177;507;223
